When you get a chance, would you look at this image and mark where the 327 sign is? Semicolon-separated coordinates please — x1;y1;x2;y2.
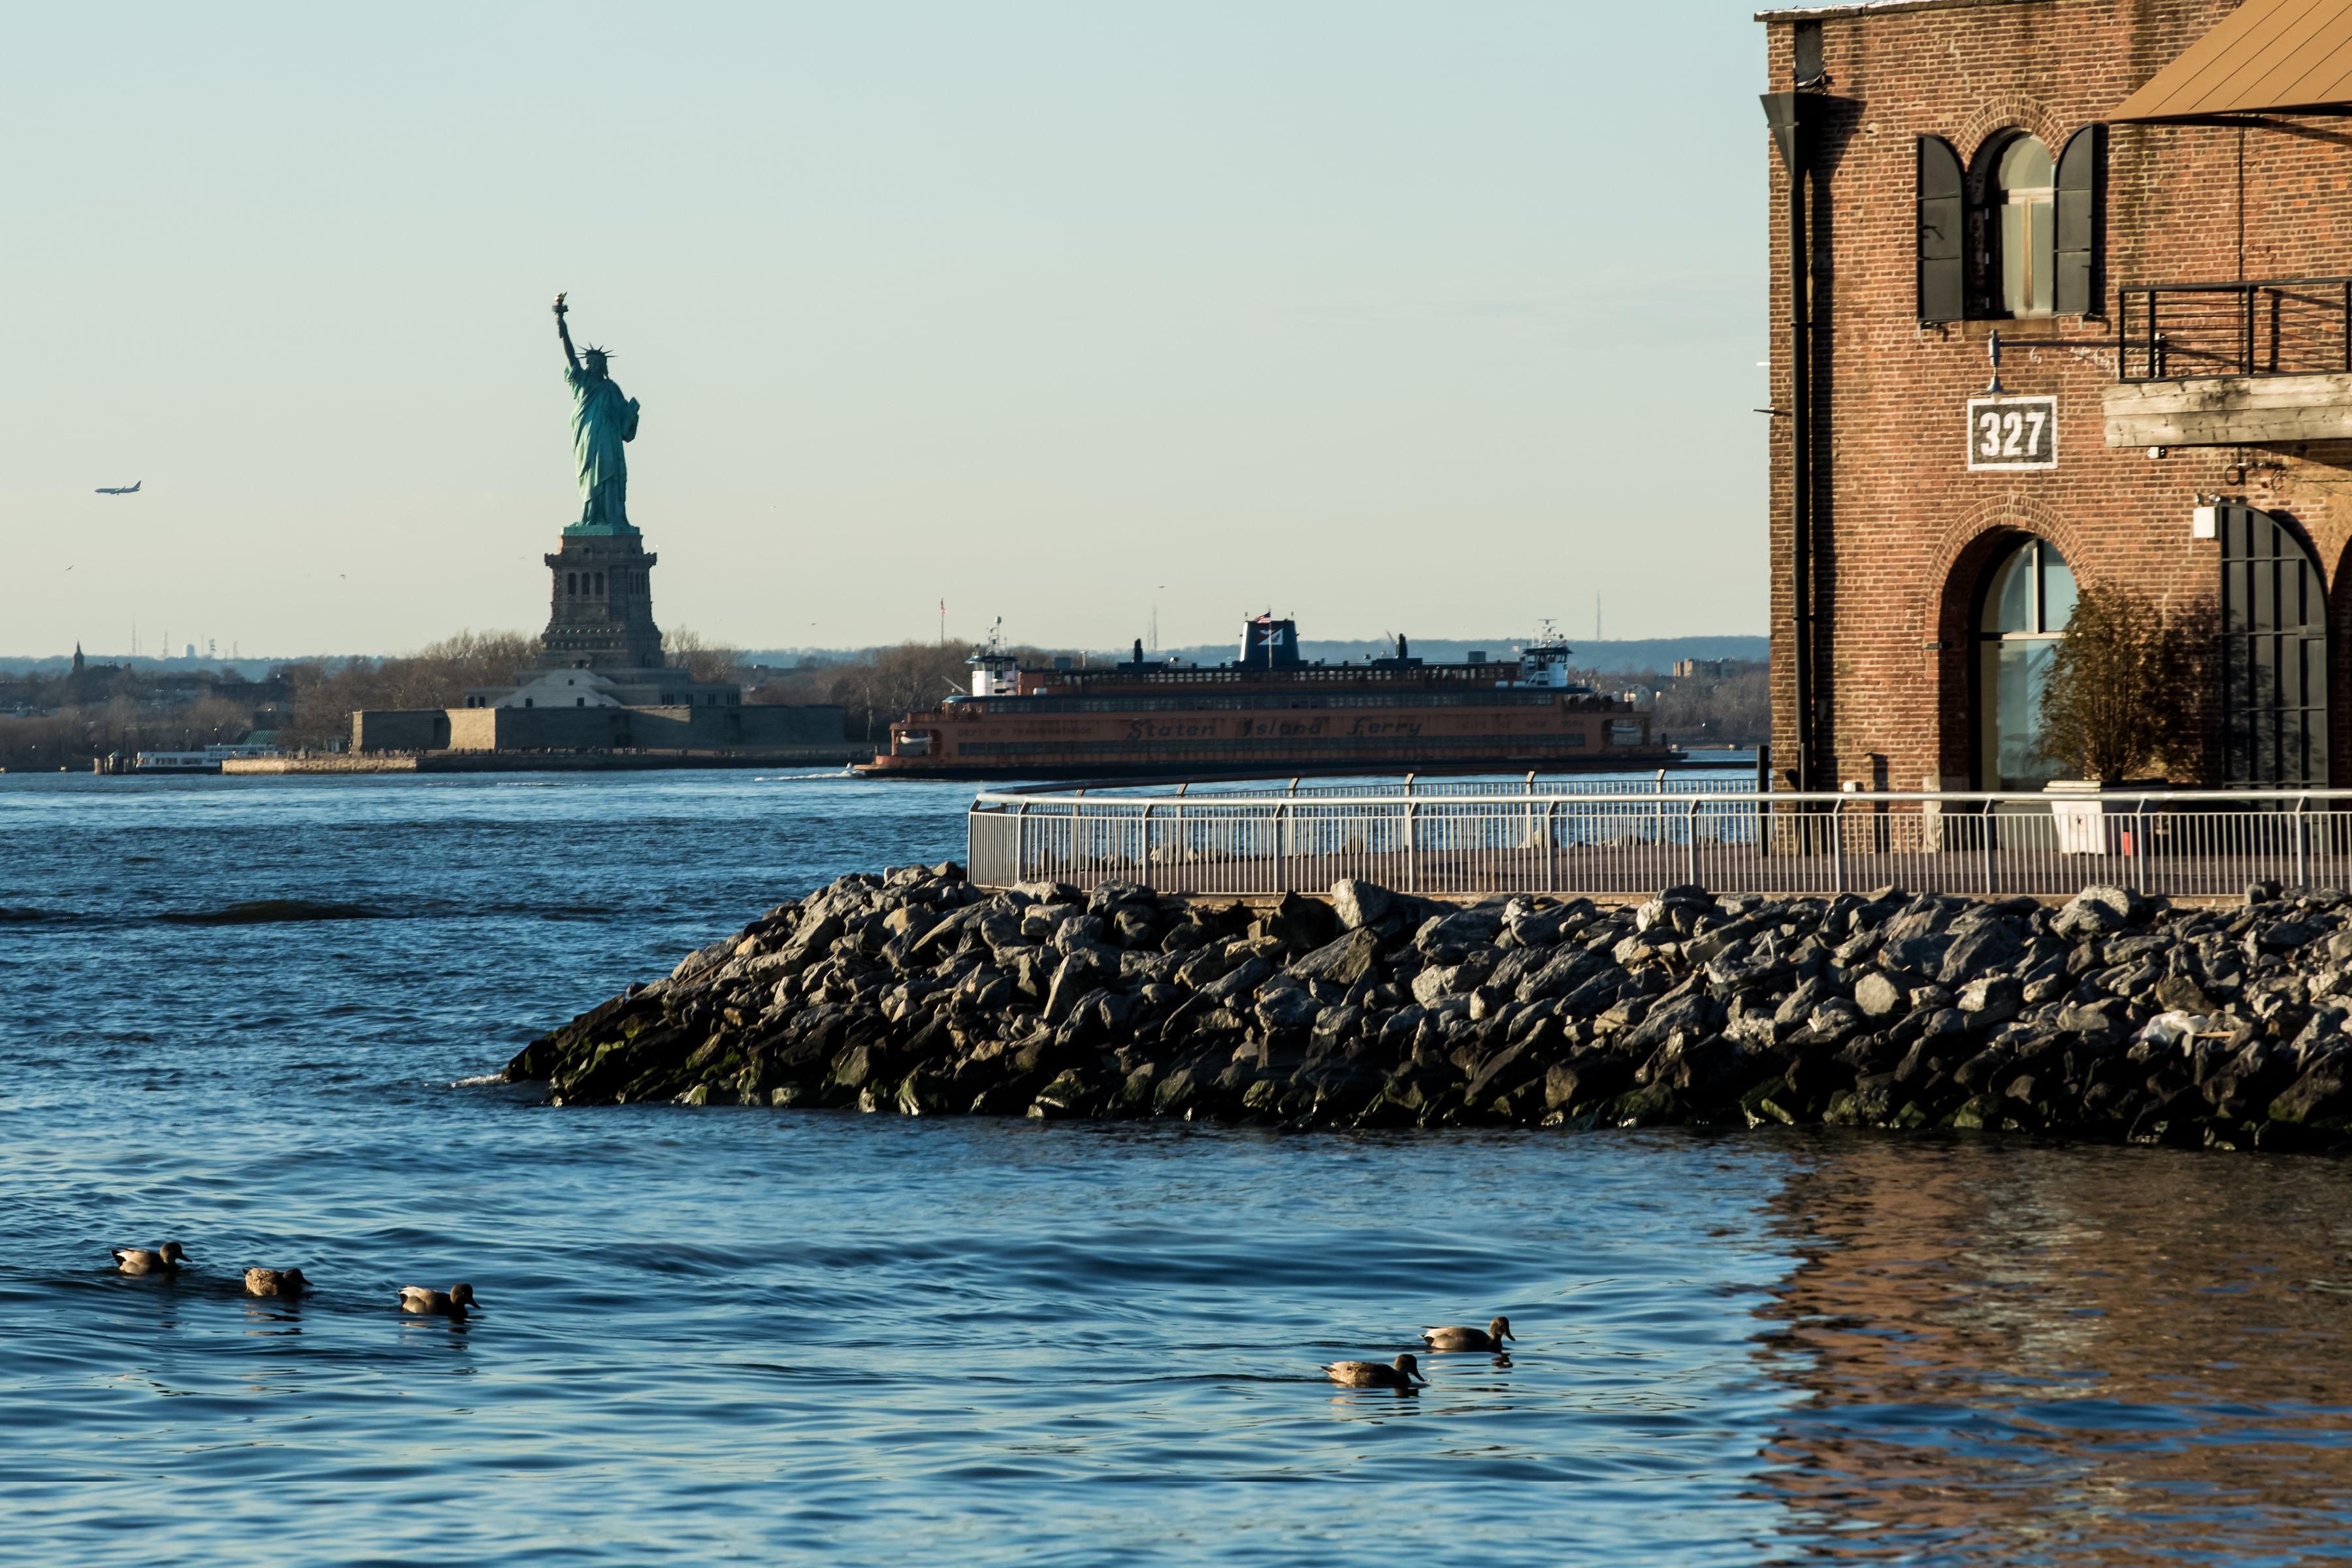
1967;395;2057;471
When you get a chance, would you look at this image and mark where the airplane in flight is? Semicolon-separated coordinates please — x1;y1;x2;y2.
95;481;141;495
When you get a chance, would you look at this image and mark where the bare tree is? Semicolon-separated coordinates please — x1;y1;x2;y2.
661;627;746;685
276;630;538;747
2036;581;2197;783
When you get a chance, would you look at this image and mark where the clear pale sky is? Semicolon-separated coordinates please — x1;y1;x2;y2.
5;2;1772;659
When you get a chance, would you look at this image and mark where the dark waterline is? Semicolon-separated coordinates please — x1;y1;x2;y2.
4;771;2349;1565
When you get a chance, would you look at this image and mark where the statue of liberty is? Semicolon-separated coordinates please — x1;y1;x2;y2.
553;293;640;534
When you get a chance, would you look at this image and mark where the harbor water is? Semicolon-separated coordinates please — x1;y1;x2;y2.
4;770;2351;1564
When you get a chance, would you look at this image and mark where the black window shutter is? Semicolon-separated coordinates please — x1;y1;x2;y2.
2055;123;2105;317
1917;135;1965;323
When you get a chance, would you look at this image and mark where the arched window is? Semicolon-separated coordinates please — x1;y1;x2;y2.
1978;536;2075;788
1992;135;2054;316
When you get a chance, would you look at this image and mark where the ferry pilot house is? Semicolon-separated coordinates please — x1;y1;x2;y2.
1759;0;2352;795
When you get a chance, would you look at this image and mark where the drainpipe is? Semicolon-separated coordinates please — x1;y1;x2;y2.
1761;90;1814;794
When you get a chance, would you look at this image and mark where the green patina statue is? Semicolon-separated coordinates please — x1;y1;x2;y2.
553;293;640;535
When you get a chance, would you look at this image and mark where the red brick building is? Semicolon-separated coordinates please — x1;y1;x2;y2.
1759;0;2352;793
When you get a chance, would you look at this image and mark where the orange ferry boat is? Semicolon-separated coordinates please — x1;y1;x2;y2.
860;616;1684;780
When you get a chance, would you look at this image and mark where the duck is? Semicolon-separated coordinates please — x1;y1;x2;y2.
399;1282;479;1317
110;1242;189;1275
1420;1315;1514;1353
244;1267;308;1298
1323;1352;1426;1389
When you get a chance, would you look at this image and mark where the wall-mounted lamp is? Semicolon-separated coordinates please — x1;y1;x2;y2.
2148;445;2169;459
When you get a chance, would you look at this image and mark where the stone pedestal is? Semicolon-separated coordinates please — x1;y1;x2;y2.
543;531;662;670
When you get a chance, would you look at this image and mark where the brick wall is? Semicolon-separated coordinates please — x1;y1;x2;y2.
1762;0;2352;789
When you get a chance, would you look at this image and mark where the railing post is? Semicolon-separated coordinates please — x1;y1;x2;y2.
1405;800;1418;893
2297;794;2310;887
1981;798;1995;895
1015;801;1031;883
1545;798;1558;894
1685;796;1699;889
1831;797;1846;893
2133;796;2148;896
1141;801;1155;883
1276;801;1289;895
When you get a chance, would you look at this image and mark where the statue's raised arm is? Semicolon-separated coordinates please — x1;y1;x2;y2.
553;291;581;374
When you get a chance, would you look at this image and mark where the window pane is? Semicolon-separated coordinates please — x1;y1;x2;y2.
2027;199;2054;312
2038;545;2076;632
1998;135;2051;191
1984;542;2034;632
2001;204;2029;314
1993;639;2061;787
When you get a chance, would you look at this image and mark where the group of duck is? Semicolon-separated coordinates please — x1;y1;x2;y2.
108;1242;477;1318
117;1240;1498;1380
1324;1315;1514;1390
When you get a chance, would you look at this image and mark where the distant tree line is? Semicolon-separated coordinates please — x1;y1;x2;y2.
1582;659;1770;750
0;635;1769;768
0;661;292;772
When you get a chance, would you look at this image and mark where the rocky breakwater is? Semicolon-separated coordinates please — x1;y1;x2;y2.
506;864;2352;1151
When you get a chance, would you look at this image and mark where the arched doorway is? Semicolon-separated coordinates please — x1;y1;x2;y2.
2219;504;2328;786
1976;534;2075;789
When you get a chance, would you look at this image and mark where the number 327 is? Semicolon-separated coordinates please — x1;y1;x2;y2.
1977;408;2046;460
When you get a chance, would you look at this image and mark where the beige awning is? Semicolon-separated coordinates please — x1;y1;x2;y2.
2112;0;2352;121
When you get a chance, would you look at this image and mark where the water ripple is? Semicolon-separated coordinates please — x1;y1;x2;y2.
4;773;2352;1564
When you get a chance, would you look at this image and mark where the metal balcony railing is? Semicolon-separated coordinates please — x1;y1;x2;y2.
2118;276;2352;382
970;783;2352;902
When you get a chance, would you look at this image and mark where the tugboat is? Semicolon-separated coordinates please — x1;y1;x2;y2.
858;615;1684;780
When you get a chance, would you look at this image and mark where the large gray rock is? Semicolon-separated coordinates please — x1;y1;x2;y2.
1516;946;1612;1005
1409;966;1456;1005
1290;927;1382;988
1808;998;1863;1044
2270;1064;2352;1126
1619;990;1715;1056
1416;906;1507;954
1255;985;1322;1034
2053;889;2130;939
1958;974;2023;1024
1330;879;1394;932
1854;972;1908;1018
1774;975;1834;1029
1201;955;1275;1006
1045;953;1109;1022
1939;920;2025;984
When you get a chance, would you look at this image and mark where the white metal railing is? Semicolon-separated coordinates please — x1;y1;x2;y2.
967;785;2352;900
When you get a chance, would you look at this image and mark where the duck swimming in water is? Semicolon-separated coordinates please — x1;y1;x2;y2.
110;1243;188;1275
244;1267;308;1298
399;1283;479;1317
1420;1316;1514;1353
1323;1352;1426;1389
